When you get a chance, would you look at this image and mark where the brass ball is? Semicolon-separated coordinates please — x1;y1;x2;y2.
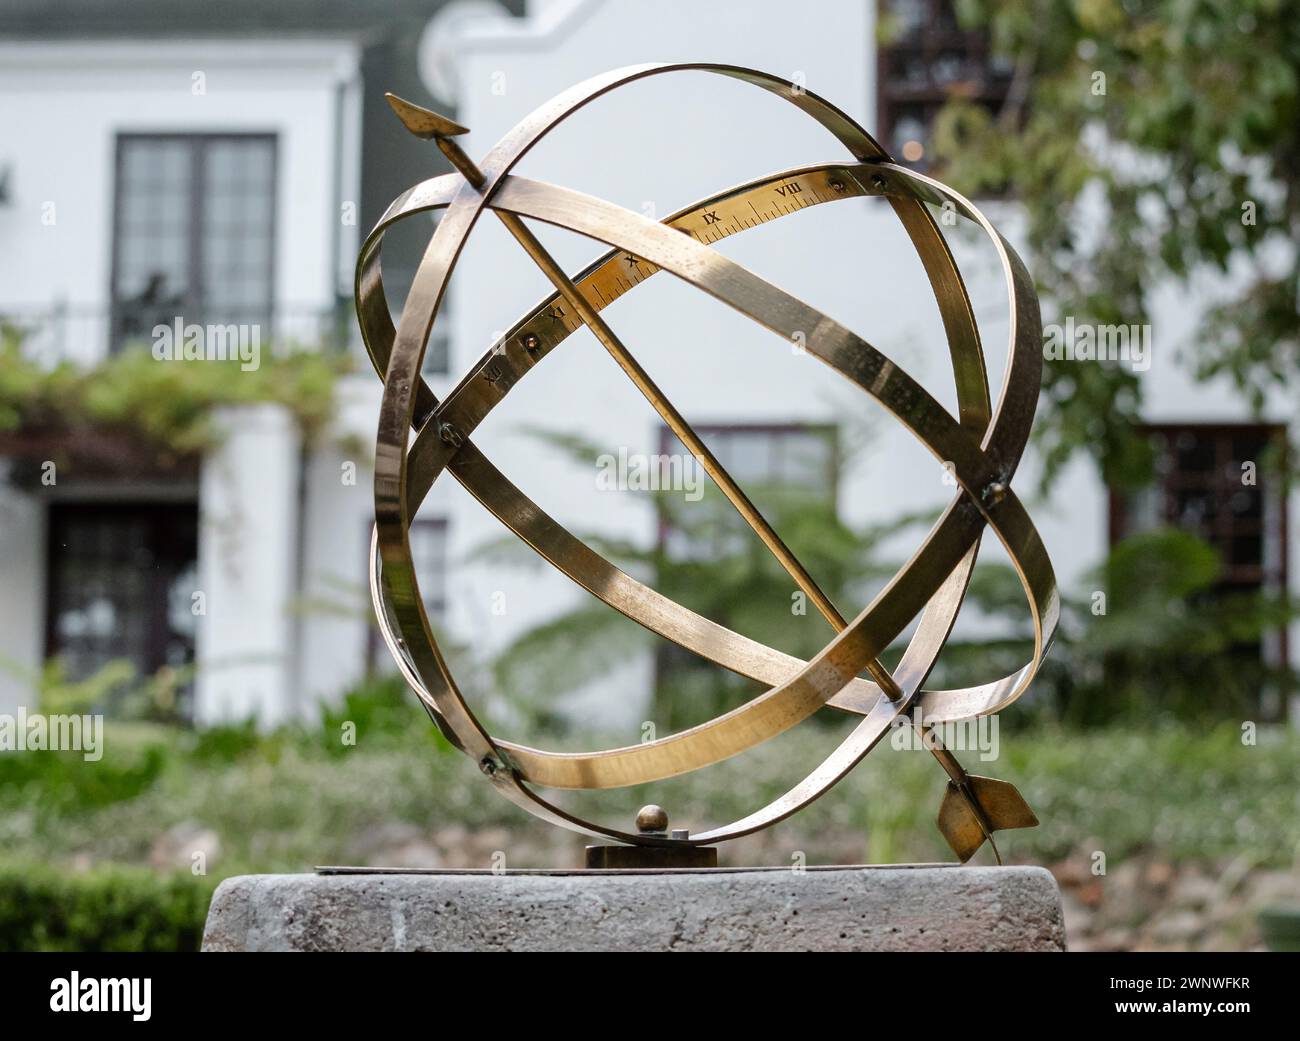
635;804;669;833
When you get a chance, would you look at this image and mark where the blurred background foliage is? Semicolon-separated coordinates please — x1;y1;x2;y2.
5;413;1295;947
1;677;1297;948
0;324;345;462
928;0;1300;490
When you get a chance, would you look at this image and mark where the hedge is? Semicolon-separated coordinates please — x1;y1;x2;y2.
0;862;215;952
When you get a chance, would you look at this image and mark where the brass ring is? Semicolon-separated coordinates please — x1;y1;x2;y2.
360;63;1058;846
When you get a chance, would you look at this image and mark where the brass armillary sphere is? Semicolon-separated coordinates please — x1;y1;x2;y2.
356;63;1059;866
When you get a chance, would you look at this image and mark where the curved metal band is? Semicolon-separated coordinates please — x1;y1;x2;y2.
357;163;981;723
366;62;1057;844
385;170;1054;790
360;167;1055;744
356;164;992;849
356;170;1032;730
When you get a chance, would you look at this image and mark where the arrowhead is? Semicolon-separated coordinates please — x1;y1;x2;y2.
384;93;469;139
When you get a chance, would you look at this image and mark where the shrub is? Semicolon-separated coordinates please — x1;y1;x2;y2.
0;862;214;952
318;672;449;753
185;717;274;764
0;740;168;813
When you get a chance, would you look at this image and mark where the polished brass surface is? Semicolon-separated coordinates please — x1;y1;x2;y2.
635;805;670;835
356;63;1058;858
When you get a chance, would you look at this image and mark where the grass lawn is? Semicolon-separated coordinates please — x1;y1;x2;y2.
2;690;1297;949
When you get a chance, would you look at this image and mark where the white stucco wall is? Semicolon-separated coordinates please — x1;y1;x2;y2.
0;484;46;715
0;39;360;359
194;404;301;726
296;374;458;714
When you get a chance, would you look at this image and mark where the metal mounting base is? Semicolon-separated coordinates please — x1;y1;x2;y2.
584;843;718;869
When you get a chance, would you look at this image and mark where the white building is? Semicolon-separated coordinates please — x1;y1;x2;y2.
1;0;1294;728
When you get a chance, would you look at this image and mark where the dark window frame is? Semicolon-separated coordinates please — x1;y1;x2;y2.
654;421;840;550
109;132;279;353
1107;422;1289;668
651;422;840;696
875;0;1013;169
44;499;199;708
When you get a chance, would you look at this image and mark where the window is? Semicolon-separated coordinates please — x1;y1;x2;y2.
423;323;451;377
111;134;276;351
876;0;1013;168
653;424;838;718
1110;424;1288;671
657;423;838;560
1110;425;1286;595
45;502;198;715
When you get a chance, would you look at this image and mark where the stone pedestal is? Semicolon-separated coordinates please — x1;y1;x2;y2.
202;866;1066;952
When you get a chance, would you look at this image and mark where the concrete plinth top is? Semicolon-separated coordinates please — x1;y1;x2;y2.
202;865;1066;952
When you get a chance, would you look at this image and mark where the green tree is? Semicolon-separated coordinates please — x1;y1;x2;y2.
929;0;1299;489
932;528;1297;725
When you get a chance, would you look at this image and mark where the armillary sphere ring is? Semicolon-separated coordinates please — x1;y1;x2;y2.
356;62;1060;855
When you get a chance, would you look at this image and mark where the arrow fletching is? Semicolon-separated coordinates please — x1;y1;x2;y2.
937;775;1039;863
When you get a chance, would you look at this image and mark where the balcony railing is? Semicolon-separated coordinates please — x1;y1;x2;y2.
0;301;372;367
3;300;356;366
2;301;452;375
